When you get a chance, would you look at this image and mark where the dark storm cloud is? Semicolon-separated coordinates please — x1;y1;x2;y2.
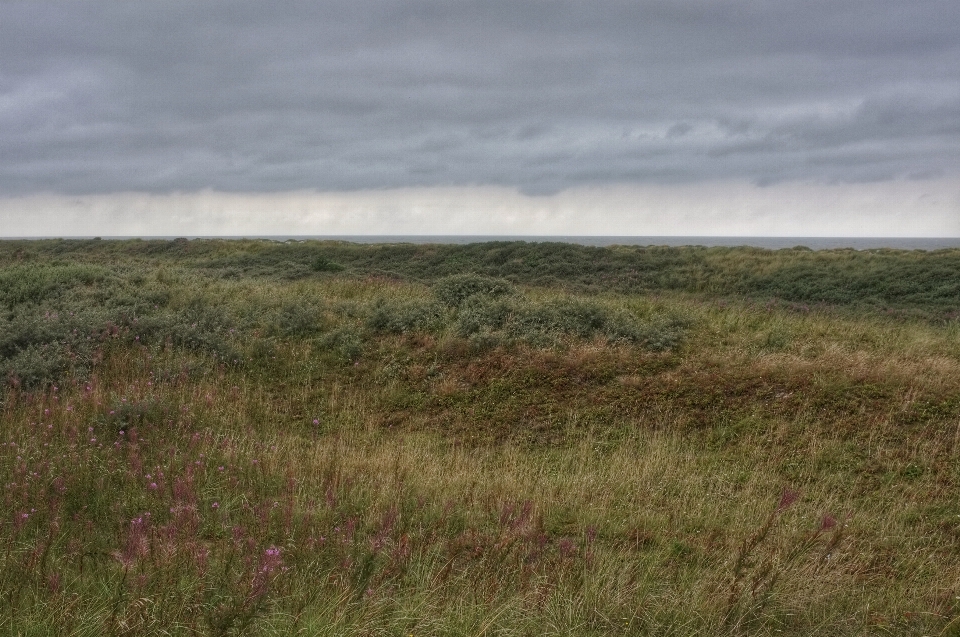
1;0;958;195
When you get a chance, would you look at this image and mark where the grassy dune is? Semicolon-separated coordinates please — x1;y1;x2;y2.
1;239;959;635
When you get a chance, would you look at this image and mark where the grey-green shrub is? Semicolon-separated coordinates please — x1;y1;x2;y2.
0;263;111;308
365;299;447;335
268;301;326;338
504;299;637;345
134;304;240;361
1;342;75;389
451;295;688;350
433;274;514;308
0;307;109;388
633;315;689;351
454;296;511;337
312;255;345;273
318;326;363;364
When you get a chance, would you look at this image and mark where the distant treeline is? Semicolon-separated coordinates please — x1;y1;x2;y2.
2;238;958;317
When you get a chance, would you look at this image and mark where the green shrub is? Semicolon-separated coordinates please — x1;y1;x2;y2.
365;299;447;335
318;326;363;364
433;274;514;307
454;296;511;337
268;301;326;338
312;255;345;273
0;307;109;388
55;298;243;371
633;315;690;351
7;239;960;316
0;342;75;389
0;263;112;308
277;261;314;280
449;294;688;350
505;301;572;346
249;338;278;363
163;304;240;362
506;299;644;346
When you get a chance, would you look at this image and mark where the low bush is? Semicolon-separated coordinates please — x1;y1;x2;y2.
507;299;626;346
317;326;364;364
0;292;243;389
453;296;511;337
267;300;327;338
433;273;514;307
0;307;109;388
134;303;240;362
312;255;345;273
454;296;687;350
365;299;447;335
632;314;690;351
0;263;111;308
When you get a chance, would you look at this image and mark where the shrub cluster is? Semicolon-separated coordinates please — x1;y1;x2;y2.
454;296;687;350
433;273;515;307
365;299;447;335
5;239;957;317
27;239;960;390
266;300;327;338
353;275;689;351
0;308;103;388
0;263;242;389
0;263;111;307
0;304;244;389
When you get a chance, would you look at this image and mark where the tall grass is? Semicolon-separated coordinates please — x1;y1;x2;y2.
1;240;958;635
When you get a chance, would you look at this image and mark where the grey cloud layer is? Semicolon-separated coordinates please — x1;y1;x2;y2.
2;0;958;195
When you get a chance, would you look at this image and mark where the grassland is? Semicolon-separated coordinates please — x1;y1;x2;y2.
1;238;959;636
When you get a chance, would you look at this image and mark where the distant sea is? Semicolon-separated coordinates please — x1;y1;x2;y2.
8;236;960;251
289;236;960;250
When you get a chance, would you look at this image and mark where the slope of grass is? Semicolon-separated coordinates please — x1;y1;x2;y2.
1;239;959;635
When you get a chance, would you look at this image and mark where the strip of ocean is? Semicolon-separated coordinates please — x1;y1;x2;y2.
7;237;960;250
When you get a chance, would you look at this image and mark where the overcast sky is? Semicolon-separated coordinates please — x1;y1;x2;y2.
2;0;958;236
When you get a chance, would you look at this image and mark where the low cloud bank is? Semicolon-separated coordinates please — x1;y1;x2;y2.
2;179;957;238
